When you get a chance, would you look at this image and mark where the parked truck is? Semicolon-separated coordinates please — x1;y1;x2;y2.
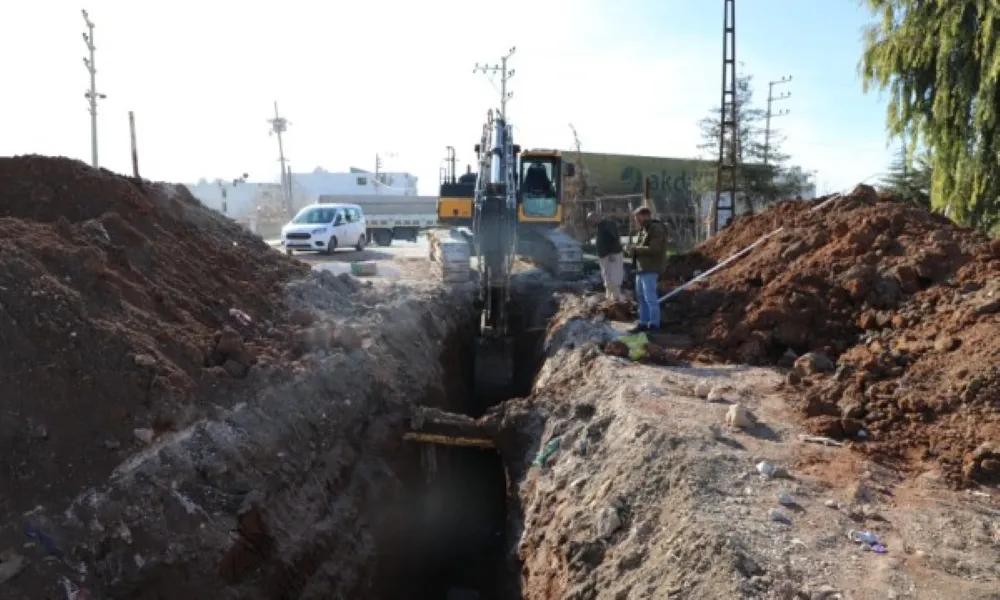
316;194;438;246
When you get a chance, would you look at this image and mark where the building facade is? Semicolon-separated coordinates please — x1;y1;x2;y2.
185;167;418;221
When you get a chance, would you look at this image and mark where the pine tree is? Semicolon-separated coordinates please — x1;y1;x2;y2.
878;146;932;208
860;0;1000;230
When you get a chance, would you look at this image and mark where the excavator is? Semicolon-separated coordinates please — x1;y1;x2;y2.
436;139;583;280
430;110;584;397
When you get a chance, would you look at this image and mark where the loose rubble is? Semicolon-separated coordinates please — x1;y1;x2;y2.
0;155;479;598
491;294;1000;600
658;186;1000;486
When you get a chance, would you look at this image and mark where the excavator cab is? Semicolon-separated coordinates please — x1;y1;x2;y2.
518;151;563;223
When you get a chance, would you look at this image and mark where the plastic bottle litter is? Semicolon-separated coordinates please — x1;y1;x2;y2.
848;530;879;545
756;461;776;478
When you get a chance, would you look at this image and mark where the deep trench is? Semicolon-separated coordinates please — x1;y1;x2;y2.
373;286;554;600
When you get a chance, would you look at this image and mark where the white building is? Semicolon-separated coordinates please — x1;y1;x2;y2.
185;167;418;220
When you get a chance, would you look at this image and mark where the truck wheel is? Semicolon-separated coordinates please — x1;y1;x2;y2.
373;230;393;246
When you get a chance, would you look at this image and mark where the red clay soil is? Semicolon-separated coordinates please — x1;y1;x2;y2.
659;185;1000;487
0;155;307;515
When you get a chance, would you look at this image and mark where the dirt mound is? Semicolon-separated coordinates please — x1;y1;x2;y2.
660;186;1000;486
0;155;308;515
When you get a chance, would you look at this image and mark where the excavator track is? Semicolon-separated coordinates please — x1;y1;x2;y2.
539;228;584;280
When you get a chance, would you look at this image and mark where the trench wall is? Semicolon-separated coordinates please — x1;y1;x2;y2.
12;284;476;599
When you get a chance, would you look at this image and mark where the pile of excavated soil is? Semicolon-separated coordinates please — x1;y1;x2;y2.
659;186;1000;486
0;155;308;516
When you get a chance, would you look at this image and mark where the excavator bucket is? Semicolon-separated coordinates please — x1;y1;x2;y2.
473;334;515;397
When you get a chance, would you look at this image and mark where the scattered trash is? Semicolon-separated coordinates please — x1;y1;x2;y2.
617;333;649;361
60;576;93;599
228;307;253;328
769;509;792;524
23;523;65;559
777;490;795;506
798;434;845;447
848;530;879;545
848;529;886;553
577;438;589;457
0;550;27;584
824;499;840;509
533;437;562;467
757;461;776;478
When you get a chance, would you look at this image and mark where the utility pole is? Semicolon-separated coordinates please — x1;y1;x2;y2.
375;154;382;195
81;9;105;168
267;102;291;214
763;76;792;165
710;0;738;237
474;47;516;121
128;111;139;177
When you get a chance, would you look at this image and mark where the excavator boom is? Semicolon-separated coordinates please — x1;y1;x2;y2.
468;110;518;400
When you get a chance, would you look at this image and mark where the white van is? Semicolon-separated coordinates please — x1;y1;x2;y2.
280;203;367;255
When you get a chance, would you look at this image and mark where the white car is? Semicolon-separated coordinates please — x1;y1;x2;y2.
281;203;367;255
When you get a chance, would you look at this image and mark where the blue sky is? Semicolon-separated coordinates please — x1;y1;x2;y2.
1;0;896;196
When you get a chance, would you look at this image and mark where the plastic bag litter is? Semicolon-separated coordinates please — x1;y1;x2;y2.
617;333;650;360
533;437;562;467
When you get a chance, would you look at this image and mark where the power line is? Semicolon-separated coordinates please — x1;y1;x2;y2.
473;47;516;121
81;9;105;168
763;76;791;166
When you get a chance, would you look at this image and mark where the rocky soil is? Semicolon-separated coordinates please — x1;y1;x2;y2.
655;187;1000;487
491;295;1000;600
0;155;481;598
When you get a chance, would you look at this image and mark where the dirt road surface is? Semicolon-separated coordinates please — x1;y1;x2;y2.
283;238;437;284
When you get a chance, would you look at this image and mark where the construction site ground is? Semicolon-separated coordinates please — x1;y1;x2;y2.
0;157;997;600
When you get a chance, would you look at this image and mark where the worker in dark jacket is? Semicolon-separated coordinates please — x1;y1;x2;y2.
624;207;667;332
587;212;624;301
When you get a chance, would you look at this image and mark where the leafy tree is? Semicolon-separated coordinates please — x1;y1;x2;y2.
697;72;813;213
860;0;1000;231
878;146;932;208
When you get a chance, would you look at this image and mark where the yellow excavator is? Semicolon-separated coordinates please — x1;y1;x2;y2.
437;144;583;280
430;112;583;397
